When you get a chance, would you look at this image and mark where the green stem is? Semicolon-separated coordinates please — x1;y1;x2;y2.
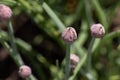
42;2;65;32
86;38;96;80
7;21;24;66
87;38;95;71
92;0;108;32
84;0;93;26
0;35;16;63
0;37;37;80
7;21;37;80
55;60;60;80
65;43;71;80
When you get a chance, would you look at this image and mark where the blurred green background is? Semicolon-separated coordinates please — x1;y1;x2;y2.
0;0;120;80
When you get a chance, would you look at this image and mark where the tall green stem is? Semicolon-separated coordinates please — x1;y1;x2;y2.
0;35;16;63
65;43;71;80
87;38;95;71
7;21;24;66
86;38;96;80
7;21;37;80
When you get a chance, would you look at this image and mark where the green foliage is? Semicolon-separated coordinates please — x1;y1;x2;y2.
0;0;120;80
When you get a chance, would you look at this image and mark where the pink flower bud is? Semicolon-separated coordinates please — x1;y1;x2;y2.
0;4;12;21
90;24;105;38
61;27;77;44
70;54;79;70
18;65;31;78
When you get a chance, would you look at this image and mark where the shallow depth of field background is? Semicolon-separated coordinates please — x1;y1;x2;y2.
0;0;120;80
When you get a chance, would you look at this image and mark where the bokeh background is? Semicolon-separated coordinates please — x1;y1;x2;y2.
0;0;120;80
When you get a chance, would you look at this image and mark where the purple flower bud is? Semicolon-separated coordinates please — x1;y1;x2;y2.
18;65;31;78
90;24;105;38
0;4;12;21
70;54;79;70
61;27;77;44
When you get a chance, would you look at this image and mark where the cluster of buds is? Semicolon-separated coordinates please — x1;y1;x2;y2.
0;3;106;79
18;65;31;78
61;23;105;44
0;4;12;21
90;24;105;38
70;54;79;70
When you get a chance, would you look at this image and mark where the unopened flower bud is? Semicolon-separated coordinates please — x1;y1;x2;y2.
70;54;79;70
0;4;12;21
61;27;77;44
18;65;31;78
90;24;105;38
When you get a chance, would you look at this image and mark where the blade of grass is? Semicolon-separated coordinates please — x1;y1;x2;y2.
92;0;108;32
84;0;93;26
87;38;95;71
7;21;24;66
42;2;65;32
0;0;17;6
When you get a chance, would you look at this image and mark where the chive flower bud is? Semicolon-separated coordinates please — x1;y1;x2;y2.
90;24;105;38
0;4;12;21
18;65;31;78
61;27;77;44
70;54;79;70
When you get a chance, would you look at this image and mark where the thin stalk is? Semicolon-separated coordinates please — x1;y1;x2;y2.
91;0;108;32
86;37;96;80
87;38;95;71
42;2;65;32
7;21;24;66
65;43;71;80
84;0;93;26
7;21;37;80
0;35;18;65
84;0;95;75
54;60;60;80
